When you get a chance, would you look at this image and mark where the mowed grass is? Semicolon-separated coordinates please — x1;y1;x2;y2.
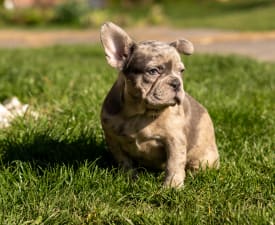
108;0;275;31
162;0;275;30
0;45;274;224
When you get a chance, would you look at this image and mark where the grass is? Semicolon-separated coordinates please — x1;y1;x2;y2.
92;0;275;31
162;0;275;30
0;45;274;224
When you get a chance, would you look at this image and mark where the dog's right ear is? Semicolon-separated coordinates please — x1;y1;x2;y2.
170;39;194;55
100;22;134;70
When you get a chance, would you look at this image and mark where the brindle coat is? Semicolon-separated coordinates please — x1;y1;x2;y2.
100;22;219;188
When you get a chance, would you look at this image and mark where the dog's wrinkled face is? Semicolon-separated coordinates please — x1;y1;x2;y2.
100;22;194;113
123;41;185;109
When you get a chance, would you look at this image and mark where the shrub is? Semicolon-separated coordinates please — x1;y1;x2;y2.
0;7;54;26
52;0;88;24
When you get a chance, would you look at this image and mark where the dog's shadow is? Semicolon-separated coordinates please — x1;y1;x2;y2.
1;132;114;169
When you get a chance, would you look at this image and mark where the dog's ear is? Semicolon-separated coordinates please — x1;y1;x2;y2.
170;39;194;55
100;22;134;69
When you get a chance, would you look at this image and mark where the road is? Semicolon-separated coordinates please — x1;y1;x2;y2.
1;27;275;62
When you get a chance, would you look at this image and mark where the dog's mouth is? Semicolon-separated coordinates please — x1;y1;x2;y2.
145;94;181;116
146;92;182;107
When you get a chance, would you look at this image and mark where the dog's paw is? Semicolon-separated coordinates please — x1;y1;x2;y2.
163;175;184;188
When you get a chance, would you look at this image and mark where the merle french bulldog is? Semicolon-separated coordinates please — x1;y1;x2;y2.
100;22;219;188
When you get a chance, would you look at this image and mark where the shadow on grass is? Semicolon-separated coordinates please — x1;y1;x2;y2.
0;133;115;169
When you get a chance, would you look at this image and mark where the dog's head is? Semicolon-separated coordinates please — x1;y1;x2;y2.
100;22;193;113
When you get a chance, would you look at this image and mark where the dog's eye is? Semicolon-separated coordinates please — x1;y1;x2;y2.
148;68;159;75
180;68;185;74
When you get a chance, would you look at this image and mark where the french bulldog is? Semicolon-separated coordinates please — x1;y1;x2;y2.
100;22;219;188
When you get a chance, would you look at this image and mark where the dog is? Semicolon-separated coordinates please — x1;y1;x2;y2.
100;22;219;188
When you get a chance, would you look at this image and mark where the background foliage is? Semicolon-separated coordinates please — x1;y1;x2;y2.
0;0;275;30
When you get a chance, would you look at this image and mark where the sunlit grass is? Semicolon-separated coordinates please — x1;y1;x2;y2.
0;45;274;224
163;0;275;30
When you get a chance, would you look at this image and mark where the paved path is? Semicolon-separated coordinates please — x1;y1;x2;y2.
1;27;275;62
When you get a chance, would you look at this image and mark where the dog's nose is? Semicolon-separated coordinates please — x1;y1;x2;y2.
169;79;181;91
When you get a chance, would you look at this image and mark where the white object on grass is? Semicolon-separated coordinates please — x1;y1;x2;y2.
0;97;36;128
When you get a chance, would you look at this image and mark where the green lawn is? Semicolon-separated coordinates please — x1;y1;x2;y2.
0;45;274;224
108;0;275;31
162;0;275;30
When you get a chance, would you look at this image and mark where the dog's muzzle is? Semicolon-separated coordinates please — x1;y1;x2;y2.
169;78;181;92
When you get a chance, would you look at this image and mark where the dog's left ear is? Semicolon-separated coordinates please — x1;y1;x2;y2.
170;39;194;55
100;22;134;70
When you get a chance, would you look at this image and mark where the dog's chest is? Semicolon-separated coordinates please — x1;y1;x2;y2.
123;133;165;166
105;115;167;167
102;105;185;167
128;118;165;156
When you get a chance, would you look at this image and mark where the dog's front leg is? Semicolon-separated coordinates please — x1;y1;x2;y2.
164;136;187;188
